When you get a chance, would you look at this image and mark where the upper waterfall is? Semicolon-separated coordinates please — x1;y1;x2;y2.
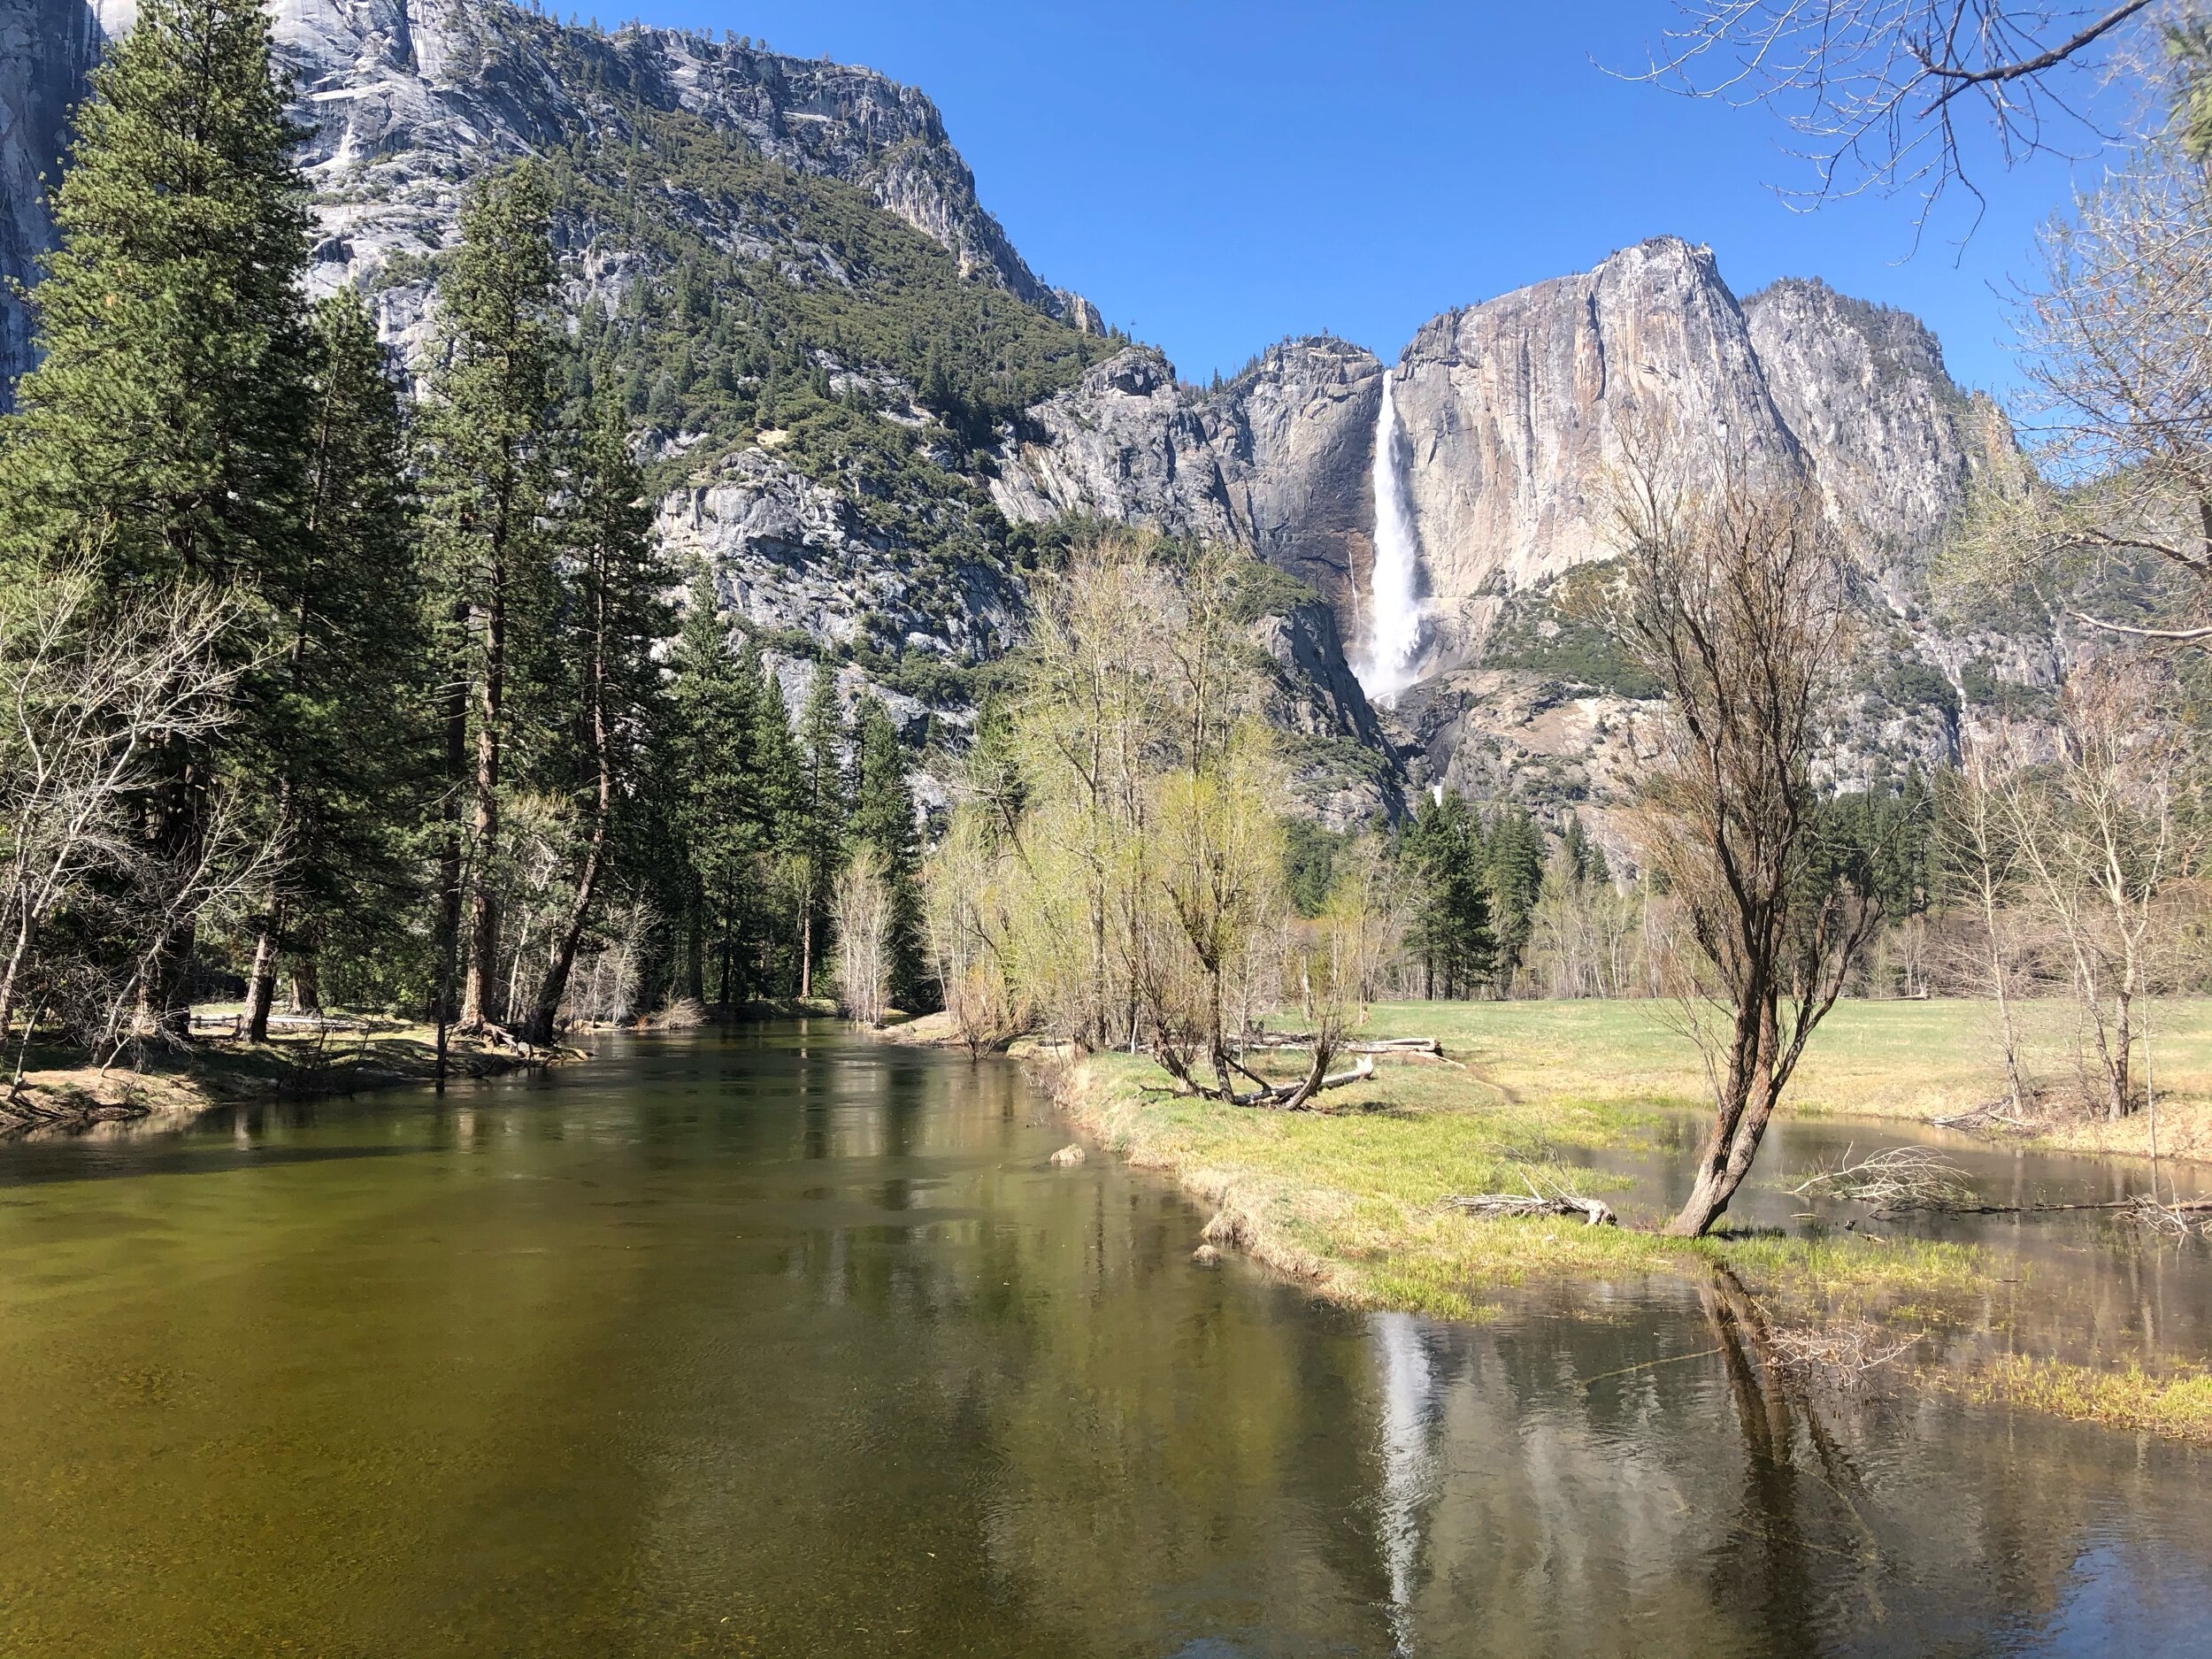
1356;368;1423;703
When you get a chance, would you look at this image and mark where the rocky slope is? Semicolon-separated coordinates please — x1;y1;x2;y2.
1;0;2054;837
0;0;109;407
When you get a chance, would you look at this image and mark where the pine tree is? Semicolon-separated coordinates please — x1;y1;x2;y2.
1482;807;1546;996
794;660;848;1000
1401;790;1493;999
749;656;804;993
242;290;427;1041
522;403;661;1042
0;0;314;1035
849;697;927;1011
416;164;563;1032
665;577;760;1005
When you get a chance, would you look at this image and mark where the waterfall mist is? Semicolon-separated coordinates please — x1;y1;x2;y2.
1357;370;1423;703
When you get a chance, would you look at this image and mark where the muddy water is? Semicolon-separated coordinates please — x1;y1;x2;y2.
0;1027;2203;1656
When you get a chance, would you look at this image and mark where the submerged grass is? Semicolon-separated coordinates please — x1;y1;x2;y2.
1948;1357;2212;1444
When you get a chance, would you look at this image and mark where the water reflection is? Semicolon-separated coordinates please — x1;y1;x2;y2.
0;1028;2200;1656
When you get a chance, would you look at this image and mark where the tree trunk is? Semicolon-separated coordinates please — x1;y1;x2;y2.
524;564;614;1047
682;877;705;1004
289;953;321;1015
2108;992;2133;1121
460;563;505;1029
245;890;285;1042
799;901;813;1001
1664;1005;1782;1237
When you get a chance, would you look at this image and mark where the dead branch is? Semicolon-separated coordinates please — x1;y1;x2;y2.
1790;1146;1978;1209
1230;1053;1374;1110
1444;1175;1618;1227
1246;1033;1442;1055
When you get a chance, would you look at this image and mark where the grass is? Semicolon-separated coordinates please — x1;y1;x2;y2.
1058;1050;1987;1325
1347;996;2212;1160
1023;1000;2212;1442
1947;1356;2212;1444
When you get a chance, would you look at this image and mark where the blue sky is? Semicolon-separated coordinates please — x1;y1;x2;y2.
636;0;2141;397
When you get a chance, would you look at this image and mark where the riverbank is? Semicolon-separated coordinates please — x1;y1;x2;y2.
1376;997;2212;1162
1048;1048;2212;1443
0;1017;562;1134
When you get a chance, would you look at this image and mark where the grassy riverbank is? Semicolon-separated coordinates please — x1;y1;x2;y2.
1053;1050;1984;1323
1357;996;2212;1160
1;1016;554;1132
900;995;2212;1445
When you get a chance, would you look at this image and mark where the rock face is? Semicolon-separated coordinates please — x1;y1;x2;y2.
1390;238;1806;672
267;0;1098;324
20;0;1092;334
1741;276;1993;594
0;0;108;406
0;2;2033;826
993;336;1386;624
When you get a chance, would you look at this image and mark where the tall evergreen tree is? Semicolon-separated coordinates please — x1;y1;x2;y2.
242;289;426;1041
849;697;926;1012
416;164;562;1032
0;0;314;1035
1401;790;1493;999
793;661;848;1000
1482;807;1546;996
522;404;661;1042
665;577;763;1006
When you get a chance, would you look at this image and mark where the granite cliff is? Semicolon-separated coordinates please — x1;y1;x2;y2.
1;0;2056;836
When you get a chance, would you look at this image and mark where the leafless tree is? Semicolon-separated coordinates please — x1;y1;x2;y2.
1608;468;1890;1236
1634;1;2160;227
833;844;894;1027
1995;658;2200;1117
1935;735;2037;1113
1947;133;2212;644
0;574;247;1046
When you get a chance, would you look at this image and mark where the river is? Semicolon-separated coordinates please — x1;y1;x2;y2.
0;1026;2204;1656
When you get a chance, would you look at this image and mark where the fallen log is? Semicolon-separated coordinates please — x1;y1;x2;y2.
1228;1053;1375;1110
1443;1180;1617;1228
1246;1033;1441;1056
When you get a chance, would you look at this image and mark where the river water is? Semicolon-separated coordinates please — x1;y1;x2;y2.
0;1027;2205;1656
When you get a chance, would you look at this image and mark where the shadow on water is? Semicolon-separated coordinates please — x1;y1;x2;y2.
0;1025;2200;1656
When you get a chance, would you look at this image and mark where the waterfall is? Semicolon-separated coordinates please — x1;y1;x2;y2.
1357;369;1424;703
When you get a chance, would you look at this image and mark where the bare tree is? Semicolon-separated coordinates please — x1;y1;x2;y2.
0;573;246;1044
1608;470;1890;1237
1636;1;2159;226
1936;737;2035;1113
833;844;893;1027
1996;659;2200;1117
1947;134;2212;645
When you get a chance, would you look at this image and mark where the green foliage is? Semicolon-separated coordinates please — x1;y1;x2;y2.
1482;568;1663;699
1401;790;1495;996
1483;806;1546;989
250;290;431;974
1283;820;1351;918
849;698;929;1010
1876;658;1961;720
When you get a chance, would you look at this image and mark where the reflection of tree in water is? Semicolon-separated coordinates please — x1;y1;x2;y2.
1698;1268;1875;1652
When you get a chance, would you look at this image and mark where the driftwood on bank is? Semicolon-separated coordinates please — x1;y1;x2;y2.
1443;1178;1617;1227
1225;1052;1375;1110
1245;1033;1442;1056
